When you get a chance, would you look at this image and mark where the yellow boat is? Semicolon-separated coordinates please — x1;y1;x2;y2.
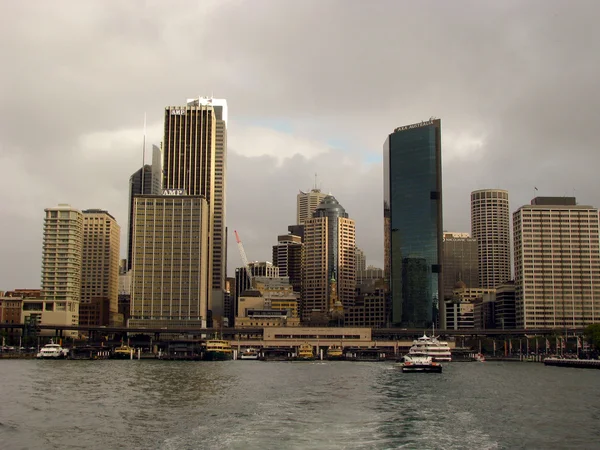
204;339;233;361
296;343;314;361
326;345;344;360
111;344;135;359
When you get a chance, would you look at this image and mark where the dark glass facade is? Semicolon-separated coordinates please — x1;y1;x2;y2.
383;119;443;328
127;165;154;271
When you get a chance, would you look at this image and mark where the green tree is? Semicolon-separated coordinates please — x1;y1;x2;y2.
584;324;600;349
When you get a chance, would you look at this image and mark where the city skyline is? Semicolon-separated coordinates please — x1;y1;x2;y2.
3;1;600;290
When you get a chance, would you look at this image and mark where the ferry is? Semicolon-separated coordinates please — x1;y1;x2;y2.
296;343;315;361
111;344;135;359
401;353;443;373
36;340;69;359
326;345;344;360
239;348;259;360
203;339;233;361
408;334;452;362
474;353;486;362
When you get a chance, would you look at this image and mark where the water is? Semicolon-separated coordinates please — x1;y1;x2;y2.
1;360;599;449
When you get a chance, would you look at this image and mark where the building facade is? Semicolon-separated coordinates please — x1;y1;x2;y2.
297;188;327;225
471;189;511;289
272;233;303;295
130;195;209;328
383;119;443;328
442;232;479;299
126;144;162;271
81;209;120;325
355;247;366;275
162;97;228;321
303;195;356;321
513;197;600;329
41;204;83;335
495;280;516;329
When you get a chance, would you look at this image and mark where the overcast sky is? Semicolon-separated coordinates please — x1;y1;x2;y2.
1;0;599;290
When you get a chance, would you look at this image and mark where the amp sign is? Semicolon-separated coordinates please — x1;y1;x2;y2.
162;189;187;196
170;108;186;115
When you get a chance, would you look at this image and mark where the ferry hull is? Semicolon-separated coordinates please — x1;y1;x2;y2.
402;365;443;373
203;351;233;361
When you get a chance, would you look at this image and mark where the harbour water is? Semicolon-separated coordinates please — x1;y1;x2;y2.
1;360;599;449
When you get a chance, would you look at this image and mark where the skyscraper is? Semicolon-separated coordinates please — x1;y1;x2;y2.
272;233;303;295
355;247;366;277
442;232;479;299
41;204;83;335
297;188;327;225
471;189;511;289
384;119;443;328
126;145;162;271
303;195;356;322
162;97;228;320
80;209;120;325
513;197;600;329
129;195;210;328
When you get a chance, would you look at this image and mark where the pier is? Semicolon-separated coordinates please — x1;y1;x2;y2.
543;358;600;369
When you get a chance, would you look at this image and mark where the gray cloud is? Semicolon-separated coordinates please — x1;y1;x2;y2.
1;0;600;289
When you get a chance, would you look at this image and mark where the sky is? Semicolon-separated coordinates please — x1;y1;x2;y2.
1;0;600;290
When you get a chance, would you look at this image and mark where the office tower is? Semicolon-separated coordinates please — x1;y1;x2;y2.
163;97;228;320
303;195;356;322
126;145;162;271
471;189;511;289
297;188;327;225
272;233;303;294
513;196;600;329
80;209;120;326
442;232;479;299
129;195;209;328
355;247;366;275
234;262;279;318
383;119;443;328
495;281;516;329
41;204;83;335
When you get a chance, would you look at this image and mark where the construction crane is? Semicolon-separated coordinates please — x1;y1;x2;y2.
234;230;253;288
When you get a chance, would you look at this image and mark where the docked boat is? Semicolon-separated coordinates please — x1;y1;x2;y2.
203;339;233;361
401;353;442;373
111;344;135;359
326;345;344;360
474;353;486;362
296;343;314;361
239;348;259;360
408;334;452;362
36;341;69;359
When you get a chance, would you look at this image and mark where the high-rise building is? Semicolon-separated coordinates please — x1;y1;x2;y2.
355;247;366;275
81;209;120;325
41;204;84;335
162;97;228;321
126;145;162;271
303;195;356;322
129;195;210;328
471;189;511;289
442;232;479;299
297;188;327;225
513;197;600;329
272;234;303;295
383;119;443;328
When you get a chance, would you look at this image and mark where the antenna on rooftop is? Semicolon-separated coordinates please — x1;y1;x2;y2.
141;112;147;192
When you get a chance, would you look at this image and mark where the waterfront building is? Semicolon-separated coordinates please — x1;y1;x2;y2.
383;119;443;328
272;233;303;295
297;187;327;225
129;195;209;328
223;278;234;327
471;189;511;289
442;232;479;299
234;262;279;317
41;204;83;336
495;280;516;329
126;145;162;271
162;97;228;322
473;294;496;329
345;277;386;328
513;197;600;329
444;283;496;330
302;195;356;322
236;276;300;327
81;209;120;326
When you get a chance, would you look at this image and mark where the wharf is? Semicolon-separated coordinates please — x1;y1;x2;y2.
543;358;600;369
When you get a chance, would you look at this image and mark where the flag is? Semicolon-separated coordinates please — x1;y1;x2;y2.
577;337;582;349
546;339;550;351
509;340;513;353
493;340;497;353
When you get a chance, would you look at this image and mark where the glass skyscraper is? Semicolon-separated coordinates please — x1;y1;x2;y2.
383;119;443;328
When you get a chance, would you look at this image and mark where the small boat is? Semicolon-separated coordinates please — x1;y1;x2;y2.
326;345;344;360
204;339;233;361
36;340;69;359
401;353;442;373
295;343;314;361
474;353;486;362
239;348;259;360
111;344;135;359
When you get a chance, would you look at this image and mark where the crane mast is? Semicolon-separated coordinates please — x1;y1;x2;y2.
234;230;253;288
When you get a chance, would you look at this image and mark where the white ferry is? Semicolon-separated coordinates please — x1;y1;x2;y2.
401;353;443;373
36;341;69;359
239;348;259;360
408;334;452;362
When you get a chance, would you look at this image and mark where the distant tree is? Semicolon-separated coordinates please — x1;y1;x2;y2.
584;324;600;349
